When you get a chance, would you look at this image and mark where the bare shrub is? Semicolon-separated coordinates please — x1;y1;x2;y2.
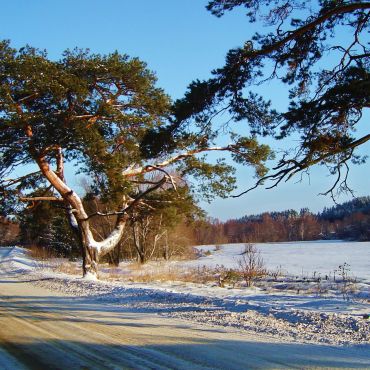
335;263;358;300
176;246;198;260
269;265;284;281
238;243;267;287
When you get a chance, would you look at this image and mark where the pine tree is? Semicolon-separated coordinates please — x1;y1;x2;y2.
0;41;271;278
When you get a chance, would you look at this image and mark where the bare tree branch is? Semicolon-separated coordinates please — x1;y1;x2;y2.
232;134;370;198
84;176;169;220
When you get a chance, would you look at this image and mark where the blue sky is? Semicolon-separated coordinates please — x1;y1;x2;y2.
1;0;369;220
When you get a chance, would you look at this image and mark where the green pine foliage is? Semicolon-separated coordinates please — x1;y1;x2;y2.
0;40;272;214
0;41;171;203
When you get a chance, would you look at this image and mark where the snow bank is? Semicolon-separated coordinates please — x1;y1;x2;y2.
0;246;39;273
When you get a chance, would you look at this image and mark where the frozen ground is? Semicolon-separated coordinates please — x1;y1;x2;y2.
2;242;370;349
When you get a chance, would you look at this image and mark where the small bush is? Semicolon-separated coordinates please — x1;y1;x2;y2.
238;243;267;287
335;263;358;300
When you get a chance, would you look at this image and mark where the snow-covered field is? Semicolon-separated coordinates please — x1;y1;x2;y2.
2;241;370;347
192;241;370;280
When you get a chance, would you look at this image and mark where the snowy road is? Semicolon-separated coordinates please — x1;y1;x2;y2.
0;248;370;369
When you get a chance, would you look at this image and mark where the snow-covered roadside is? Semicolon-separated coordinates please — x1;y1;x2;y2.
1;246;369;346
33;277;370;345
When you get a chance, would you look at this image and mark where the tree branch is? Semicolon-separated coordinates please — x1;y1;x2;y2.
245;3;370;60
1;171;41;188
20;196;64;202
232;133;370;197
84;176;168;220
122;145;234;177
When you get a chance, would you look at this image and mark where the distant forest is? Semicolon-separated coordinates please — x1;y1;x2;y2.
193;197;370;245
1;197;370;249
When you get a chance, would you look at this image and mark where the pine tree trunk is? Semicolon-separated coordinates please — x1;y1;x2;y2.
82;244;99;279
77;217;126;279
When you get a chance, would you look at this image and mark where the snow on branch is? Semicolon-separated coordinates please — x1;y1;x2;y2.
122;145;236;177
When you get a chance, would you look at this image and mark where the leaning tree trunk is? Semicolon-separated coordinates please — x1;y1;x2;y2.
32;146;170;279
76;217;127;279
65;202;127;278
32;147;133;279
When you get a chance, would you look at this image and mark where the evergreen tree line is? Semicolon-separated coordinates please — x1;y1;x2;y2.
194;197;370;245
